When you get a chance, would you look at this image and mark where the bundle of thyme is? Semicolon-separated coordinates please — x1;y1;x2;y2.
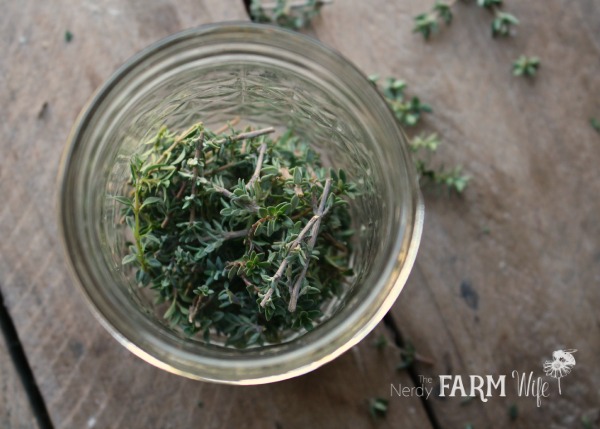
116;122;356;348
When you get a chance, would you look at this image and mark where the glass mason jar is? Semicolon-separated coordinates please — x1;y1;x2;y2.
58;23;423;384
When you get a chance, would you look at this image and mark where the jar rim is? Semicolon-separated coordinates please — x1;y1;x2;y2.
58;22;424;384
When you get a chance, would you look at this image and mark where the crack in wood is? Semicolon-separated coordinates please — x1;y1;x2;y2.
383;312;443;429
0;289;54;429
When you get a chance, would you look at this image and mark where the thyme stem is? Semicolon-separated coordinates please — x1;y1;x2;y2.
260;214;321;307
214;116;241;135
132;181;148;271
213;185;260;212
189;132;205;225
215;127;275;144
288;178;332;312
157;123;202;164
246;143;267;190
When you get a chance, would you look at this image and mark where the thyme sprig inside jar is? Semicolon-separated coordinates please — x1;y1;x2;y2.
116;120;357;348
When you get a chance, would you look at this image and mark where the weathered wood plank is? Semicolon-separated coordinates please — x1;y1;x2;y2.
315;0;600;427
0;329;40;429
0;1;434;428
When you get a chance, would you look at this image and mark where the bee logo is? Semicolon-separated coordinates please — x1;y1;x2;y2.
543;349;577;395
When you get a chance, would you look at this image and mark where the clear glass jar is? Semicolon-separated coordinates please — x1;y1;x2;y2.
58;23;423;384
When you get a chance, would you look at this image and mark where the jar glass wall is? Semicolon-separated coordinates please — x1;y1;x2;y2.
59;23;423;384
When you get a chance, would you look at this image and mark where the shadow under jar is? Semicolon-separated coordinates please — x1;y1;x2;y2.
59;23;423;384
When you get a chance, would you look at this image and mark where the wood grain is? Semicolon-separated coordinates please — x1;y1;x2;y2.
315;0;600;428
0;1;433;428
0;325;40;429
2;0;598;428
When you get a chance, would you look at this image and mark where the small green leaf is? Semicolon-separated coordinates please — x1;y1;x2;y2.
112;195;133;207
163;298;178;320
122;254;138;265
368;398;389;418
141;196;162;209
147;258;162;268
293;167;302;185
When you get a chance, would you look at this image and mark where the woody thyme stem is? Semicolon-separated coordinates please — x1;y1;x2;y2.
288;178;332;312
261;178;332;310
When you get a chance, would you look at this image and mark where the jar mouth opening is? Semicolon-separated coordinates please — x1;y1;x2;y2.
58;22;423;384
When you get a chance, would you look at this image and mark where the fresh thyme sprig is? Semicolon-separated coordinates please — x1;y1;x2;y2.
413;0;455;40
249;0;331;30
370;76;469;193
413;0;519;40
368;76;432;127
512;55;540;77
117;122;356;348
490;10;519;37
410;133;470;193
477;0;519;38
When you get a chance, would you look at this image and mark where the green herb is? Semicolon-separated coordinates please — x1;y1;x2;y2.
508;403;518;420
465;424;474;429
413;0;454;40
249;0;331;30
374;334;388;350
476;0;519;37
117;122;356;348
396;342;416;370
370;75;470;193
491;11;519;37
414;0;519;40
435;1;454;24
65;30;73;43
411;134;470;194
413;12;439;40
581;415;593;429
370;76;432;127
590;117;600;133
368;397;389;418
513;55;540;77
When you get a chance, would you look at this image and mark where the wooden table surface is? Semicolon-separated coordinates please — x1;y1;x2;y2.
1;1;599;428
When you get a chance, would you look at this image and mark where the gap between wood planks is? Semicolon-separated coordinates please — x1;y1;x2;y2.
383;313;442;429
0;288;54;429
242;0;252;16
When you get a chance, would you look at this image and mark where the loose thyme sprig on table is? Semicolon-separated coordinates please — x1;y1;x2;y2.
512;55;540;78
116;122;356;348
413;0;519;40
368;76;432;128
249;0;331;30
413;0;454;40
410;133;470;193
369;76;469;193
